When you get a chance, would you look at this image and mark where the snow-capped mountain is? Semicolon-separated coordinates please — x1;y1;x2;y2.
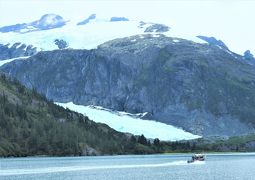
0;13;207;51
197;36;229;50
1;13;255;139
2;34;255;137
0;14;66;33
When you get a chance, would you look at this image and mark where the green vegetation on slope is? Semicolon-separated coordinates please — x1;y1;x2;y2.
0;74;164;157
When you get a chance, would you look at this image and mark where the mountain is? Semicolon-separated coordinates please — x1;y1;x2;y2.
1;34;255;137
244;50;254;61
0;14;66;33
0;42;37;60
197;36;229;50
0;73;168;157
77;14;96;25
0;14;176;51
143;23;170;33
1;71;254;157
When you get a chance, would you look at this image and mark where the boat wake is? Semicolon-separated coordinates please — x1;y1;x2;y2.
0;160;204;176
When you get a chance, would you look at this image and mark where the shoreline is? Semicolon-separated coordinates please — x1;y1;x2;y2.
1;151;255;159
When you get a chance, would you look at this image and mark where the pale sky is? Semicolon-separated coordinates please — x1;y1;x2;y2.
0;0;254;55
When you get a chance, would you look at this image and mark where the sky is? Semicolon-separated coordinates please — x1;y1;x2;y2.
0;0;254;54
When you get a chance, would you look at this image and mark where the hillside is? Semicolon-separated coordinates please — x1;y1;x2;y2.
1;34;255;137
0;74;161;157
1;73;255;157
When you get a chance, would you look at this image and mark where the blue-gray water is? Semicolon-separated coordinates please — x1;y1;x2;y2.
1;153;255;180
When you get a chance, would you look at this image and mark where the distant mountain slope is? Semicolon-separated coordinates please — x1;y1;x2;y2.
77;14;96;25
1;34;255;136
110;17;129;22
197;36;229;50
1;14;202;52
0;74;161;157
0;43;37;60
0;14;66;33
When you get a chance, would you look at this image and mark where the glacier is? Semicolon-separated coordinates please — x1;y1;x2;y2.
56;102;201;141
0;15;207;51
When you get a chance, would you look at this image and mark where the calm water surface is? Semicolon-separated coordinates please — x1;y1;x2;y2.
1;153;255;180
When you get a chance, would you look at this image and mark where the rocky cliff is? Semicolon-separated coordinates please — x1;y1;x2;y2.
1;34;255;136
0;43;37;60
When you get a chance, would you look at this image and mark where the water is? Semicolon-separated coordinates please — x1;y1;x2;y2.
1;153;255;180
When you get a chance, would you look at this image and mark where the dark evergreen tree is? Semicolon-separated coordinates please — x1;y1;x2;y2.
138;134;147;145
153;138;160;146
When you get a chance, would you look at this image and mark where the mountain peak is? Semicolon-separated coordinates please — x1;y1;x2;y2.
35;14;66;29
0;14;66;33
244;50;254;61
197;36;229;50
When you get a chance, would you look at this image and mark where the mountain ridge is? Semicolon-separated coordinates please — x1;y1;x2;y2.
1;34;255;136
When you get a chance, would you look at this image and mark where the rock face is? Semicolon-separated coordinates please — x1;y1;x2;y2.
244;50;254;61
110;17;129;22
0;43;37;60
197;36;229;50
34;14;66;30
144;24;170;33
77;14;96;25
2;34;255;136
0;14;66;33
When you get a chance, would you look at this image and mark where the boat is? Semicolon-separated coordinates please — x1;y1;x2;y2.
187;154;205;163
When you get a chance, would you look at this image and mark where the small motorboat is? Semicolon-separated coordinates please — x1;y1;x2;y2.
187;154;205;163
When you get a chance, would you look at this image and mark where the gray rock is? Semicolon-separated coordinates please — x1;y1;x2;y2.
110;17;129;22
82;145;100;156
244;50;254;61
0;14;66;33
0;43;37;60
197;36;229;50
77;14;96;25
144;24;170;33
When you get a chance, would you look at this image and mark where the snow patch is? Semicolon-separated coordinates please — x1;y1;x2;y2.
173;39;180;43
56;102;201;141
0;56;30;67
216;45;223;50
40;14;61;26
225;50;233;55
15;43;22;49
152;34;161;38
216;45;237;58
163;30;208;44
139;35;145;39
